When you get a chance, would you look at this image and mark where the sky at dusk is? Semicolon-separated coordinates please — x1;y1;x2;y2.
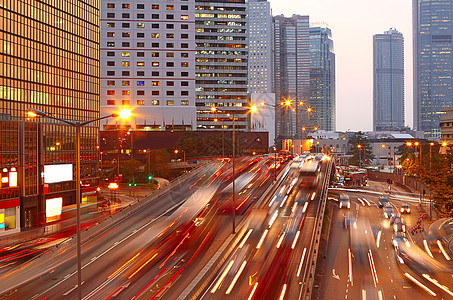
269;0;413;132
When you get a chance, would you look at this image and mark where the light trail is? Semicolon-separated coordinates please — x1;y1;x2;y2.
423;240;434;258
311;192;316;201
368;250;379;287
291;231;300;249
302;202;309;213
225;260;247;294
239;229;253;248
297;248;307;276
269;195;277;207
280;195;288;208
422;274;453;296
269;211;278;228
128;252;159;279
437;240;451;260
291;202;298;213
276;233;285;248
404;272;436;296
278;284;287;300
348;248;353;286
108;251;142;279
256;229;269;249
248;282;258;300
376;230;382;248
211;260;235;293
362;289;366;300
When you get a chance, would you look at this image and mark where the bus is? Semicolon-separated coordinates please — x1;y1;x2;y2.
278;149;291;161
299;159;321;187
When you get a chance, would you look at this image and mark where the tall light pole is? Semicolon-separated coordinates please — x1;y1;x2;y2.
357;144;362;168
430;142;434;169
27;108;130;300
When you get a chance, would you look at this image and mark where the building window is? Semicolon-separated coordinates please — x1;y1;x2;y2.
137;42;145;47
152;81;159;86
152;71;159;76
137;33;145;38
181;100;189;105
122;32;130;37
137;100;145;105
122;42;130;47
167;52;174;57
107;32;115;37
181;43;188;48
122;52;130;57
137;23;145;28
166;33;174;38
137;52;145;57
167;71;174;76
107;3;115;8
181;72;188;77
122;23;130;28
137;81;145;86
166;14;174;20
107;100;116;105
181;5;188;10
152;62;159;67
167;43;174;48
167;81;174;86
167;24;174;29
107;42;115;47
137;71;145;76
181;91;189;96
137;4;145;9
152;14;159;19
181;34;188;39
122;81;130;86
137;62;145;67
181;62;188;67
122;13;130;18
107;13;115;18
122;100;130;105
152;24;159;29
152;52;159;57
181;15;189;20
167;5;174;10
137;90;145;95
152;100;159;105
137;14;145;19
107;22;115;28
122;71;130;76
181;53;189;58
107;81;115;86
181;24;188;29
122;3;130;9
152;4;159;9
122;61;130;66
152;43;159;48
167;100;174;105
107;61;115;66
107;71;115;76
107;90;115;95
181;81;189;86
167;62;174;67
122;90;130;95
152;91;159;95
152;33;160;38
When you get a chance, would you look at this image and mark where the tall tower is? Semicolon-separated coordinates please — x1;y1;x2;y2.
273;14;310;141
195;0;248;131
413;0;453;137
309;24;336;132
373;28;405;131
100;0;197;131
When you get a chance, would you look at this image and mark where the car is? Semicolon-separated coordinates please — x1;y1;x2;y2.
400;204;411;214
378;196;389;208
394;220;406;233
383;204;393;218
339;194;351;209
390;214;402;225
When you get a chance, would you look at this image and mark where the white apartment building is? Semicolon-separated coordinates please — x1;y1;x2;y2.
100;0;196;131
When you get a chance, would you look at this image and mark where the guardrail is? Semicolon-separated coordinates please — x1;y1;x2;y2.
299;160;333;300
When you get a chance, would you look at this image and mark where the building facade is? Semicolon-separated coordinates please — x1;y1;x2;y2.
309;24;336;132
273;15;310;141
373;28;405;131
413;0;453;137
440;107;453;147
195;0;249;131
0;0;100;233
100;0;197;131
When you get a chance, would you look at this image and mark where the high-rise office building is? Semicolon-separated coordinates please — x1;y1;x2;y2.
248;0;272;93
100;0;196;131
373;28;405;131
0;0;100;233
195;0;248;131
413;0;453;137
273;14;310;140
309;24;336;132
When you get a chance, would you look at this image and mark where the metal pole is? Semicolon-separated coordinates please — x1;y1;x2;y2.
430;145;432;169
222;121;225;157
76;125;82;300
232;113;236;234
359;148;361;168
274;148;277;181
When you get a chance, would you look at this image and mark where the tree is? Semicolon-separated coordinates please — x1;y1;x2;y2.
400;152;417;176
347;132;374;166
119;159;141;183
147;149;171;178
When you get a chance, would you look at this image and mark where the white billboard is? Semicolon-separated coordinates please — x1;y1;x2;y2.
44;164;73;184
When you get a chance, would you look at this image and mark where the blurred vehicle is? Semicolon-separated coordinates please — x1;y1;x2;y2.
299;159;321;187
390;214;402;225
378;196;389;208
383;204;393;218
339;193;351;209
394;220;406;233
400;203;411;214
343;214;355;228
278;149;292;161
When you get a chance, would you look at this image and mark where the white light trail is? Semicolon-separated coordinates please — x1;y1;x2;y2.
276;233;285;248
278;284;287;300
239;229;253;248
422;274;453;297
225;260;247;294
302;202;309;213
423;240;434;258
211;260;235;293
348;248;353;286
256;229;269;249
311;192;316;201
269;195;277;207
368;250;379;287
362;289;366;300
376;230;382;248
404;273;436;296
291;202;298;213
248;282;258;300
291;231;300;249
437;240;451;260
269;211;278;228
297;248;307;276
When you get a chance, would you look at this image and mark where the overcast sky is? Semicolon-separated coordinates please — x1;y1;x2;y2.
269;0;413;132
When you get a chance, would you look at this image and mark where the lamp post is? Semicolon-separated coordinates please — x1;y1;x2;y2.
429;142;434;169
357;144;362;168
27;108;130;300
175;149;186;172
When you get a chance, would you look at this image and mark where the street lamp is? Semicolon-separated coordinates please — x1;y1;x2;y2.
27;108;130;300
175;149;186;172
430;142;434;168
357;144;363;168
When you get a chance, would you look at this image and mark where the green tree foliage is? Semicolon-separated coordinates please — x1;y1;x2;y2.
146;149;171;178
119;159;141;182
347;132;374;166
400;152;417;176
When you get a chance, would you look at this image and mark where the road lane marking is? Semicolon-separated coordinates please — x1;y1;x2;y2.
63;282;84;296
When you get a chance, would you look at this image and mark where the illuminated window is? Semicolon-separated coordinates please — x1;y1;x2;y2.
181;100;189;105
181;53;189;58
181;62;188;67
107;100;116;105
122;3;130;9
107;42;115;47
122;100;130;105
122;90;130;95
107;32;115;37
137;62;145;67
166;5;174;10
137;100;145;105
107;81;115;86
137;23;145;28
166;33;174;38
152;33;160;38
122;61;130;66
107;90;115;95
181;15;189;20
152;100;159;105
152;81;159;86
152;4;159;9
167;52;174;57
122;81;130;86
107;23;115;28
122;32;130;37
167;100;174;105
122;52;130;57
107;3;115;8
152;52;159;57
152;62;159;67
137;81;144;86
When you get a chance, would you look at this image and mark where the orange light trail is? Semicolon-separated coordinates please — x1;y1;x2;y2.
128;251;160;279
108;251;142;279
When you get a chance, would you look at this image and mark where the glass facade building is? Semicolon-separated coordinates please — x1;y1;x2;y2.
373;28;405;131
0;0;100;232
195;0;249;131
413;0;453;137
273;14;310;140
309;24;336;132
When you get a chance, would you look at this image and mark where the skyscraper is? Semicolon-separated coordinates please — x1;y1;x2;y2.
273;15;310;141
0;0;100;231
309;24;336;132
100;0;196;131
373;28;405;131
413;0;453;137
195;0;248;131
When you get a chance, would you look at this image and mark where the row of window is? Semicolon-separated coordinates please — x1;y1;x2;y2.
106;52;190;59
107;90;190;95
106;70;190;76
106;23;189;30
107;32;189;39
106;99;190;106
106;79;190;86
105;42;189;49
106;13;189;20
107;60;189;67
107;3;188;9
